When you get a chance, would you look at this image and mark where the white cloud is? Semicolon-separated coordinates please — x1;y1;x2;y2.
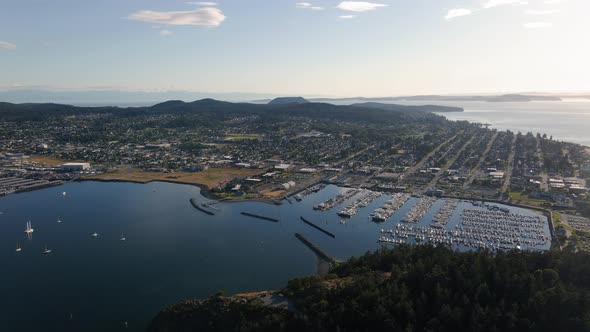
336;1;387;12
186;2;218;6
483;0;528;9
525;9;556;15
159;29;173;36
128;8;226;27
523;22;553;28
445;8;472;20
339;15;356;19
296;3;324;10
544;0;566;4
0;41;16;50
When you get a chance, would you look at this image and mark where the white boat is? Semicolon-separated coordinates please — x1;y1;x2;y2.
91;232;99;238
62;191;67;196
57;218;62;223
120;234;126;241
24;221;34;234
16;244;22;252
43;245;52;255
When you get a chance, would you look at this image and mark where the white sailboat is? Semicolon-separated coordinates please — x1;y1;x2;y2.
43;244;52;255
24;221;34;234
16;244;22;252
120;233;126;241
91;232;99;238
57;218;62;223
62;191;67;196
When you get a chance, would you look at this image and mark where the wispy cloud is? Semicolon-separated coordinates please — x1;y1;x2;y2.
0;41;16;50
296;2;324;10
445;8;472;20
336;1;387;12
128;8;226;27
339;15;356;19
159;29;173;36
186;2;218;6
525;9;556;15
483;0;528;9
523;22;553;28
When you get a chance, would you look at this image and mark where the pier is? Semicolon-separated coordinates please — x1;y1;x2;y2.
295;233;339;264
240;212;279;222
189;198;215;216
300;216;336;238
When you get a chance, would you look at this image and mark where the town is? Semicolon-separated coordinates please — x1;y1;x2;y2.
1;99;590;251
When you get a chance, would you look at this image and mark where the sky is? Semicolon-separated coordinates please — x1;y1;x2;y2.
1;0;590;99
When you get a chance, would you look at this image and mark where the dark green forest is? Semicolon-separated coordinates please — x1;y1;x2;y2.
148;245;590;332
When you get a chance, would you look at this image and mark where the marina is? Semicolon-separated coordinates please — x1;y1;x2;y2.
0;181;553;331
337;189;382;218
370;193;411;222
313;188;360;211
431;199;459;227
401;196;437;223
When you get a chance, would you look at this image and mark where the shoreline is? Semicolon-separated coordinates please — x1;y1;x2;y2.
77;177;283;206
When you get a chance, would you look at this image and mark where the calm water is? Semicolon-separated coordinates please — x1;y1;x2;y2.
428;100;590;146
0;181;547;331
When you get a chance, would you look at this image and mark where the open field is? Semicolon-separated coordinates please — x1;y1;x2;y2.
225;133;261;140
29;155;69;166
84;167;262;189
509;192;548;207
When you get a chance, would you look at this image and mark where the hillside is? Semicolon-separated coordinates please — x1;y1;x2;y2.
148;245;590;332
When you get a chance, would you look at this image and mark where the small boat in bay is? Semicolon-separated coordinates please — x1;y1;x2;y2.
24;221;34;234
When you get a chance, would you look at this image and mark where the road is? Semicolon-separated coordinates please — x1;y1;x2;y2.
463;132;498;189
421;135;476;194
500;134;517;199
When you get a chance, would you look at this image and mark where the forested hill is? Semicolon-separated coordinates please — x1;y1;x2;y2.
0;99;458;123
148;245;590;332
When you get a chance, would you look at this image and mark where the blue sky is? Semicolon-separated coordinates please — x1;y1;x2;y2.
1;0;589;98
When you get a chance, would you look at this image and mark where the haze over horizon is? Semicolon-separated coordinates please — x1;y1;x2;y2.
2;0;590;100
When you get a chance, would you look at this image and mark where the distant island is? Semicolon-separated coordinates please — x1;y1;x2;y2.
310;94;563;103
268;96;310;105
352;102;463;113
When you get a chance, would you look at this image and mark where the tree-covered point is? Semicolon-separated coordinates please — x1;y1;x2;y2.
148;245;590;332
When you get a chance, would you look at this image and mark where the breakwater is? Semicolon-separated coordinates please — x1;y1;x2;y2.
295;233;338;264
189;198;215;216
240;212;279;222
300;216;336;238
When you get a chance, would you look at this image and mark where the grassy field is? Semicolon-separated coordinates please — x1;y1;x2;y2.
225;133;261;140
29;155;69;166
509;192;548;207
84;168;262;189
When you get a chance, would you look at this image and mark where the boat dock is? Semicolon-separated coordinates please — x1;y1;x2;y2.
300;216;336;238
189;198;215;216
295;233;339;264
240;212;279;222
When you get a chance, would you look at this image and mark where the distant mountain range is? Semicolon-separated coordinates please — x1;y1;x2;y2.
0;88;589;106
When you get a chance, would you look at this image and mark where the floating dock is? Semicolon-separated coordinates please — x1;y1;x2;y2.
300;216;336;238
240;212;279;222
189;198;215;216
295;233;338;264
